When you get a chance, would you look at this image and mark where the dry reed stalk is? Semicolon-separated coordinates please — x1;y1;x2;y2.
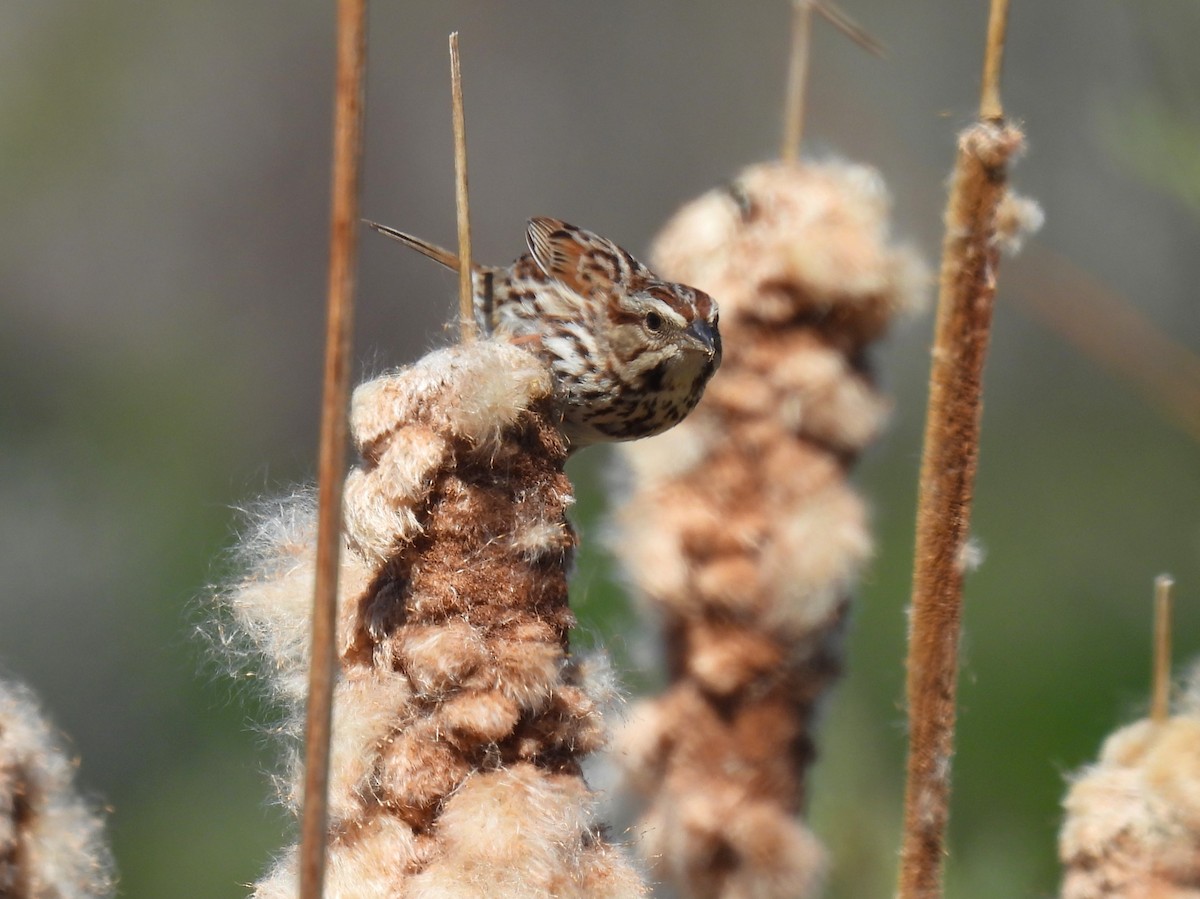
1152;575;1174;725
449;32;475;342
1059;626;1200;899
780;1;813;162
897;1;1036;894
781;0;884;162
611;161;928;898
222;340;646;898
299;0;367;895
0;679;114;898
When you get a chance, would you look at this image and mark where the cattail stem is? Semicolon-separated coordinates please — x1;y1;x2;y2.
897;2;1019;897
1152;574;1174;724
450;32;475;342
781;0;813;162
780;0;884;162
979;0;1009;121
300;1;367;897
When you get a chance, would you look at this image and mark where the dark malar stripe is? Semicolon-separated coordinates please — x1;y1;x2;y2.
639;361;668;393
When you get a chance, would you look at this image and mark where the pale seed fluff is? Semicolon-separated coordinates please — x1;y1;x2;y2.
0;679;115;898
219;340;645;898
1060;663;1200;898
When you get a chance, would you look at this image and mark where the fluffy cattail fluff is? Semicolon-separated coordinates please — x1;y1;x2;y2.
0;679;115;898
219;340;646;898
610;160;928;898
1059;664;1200;899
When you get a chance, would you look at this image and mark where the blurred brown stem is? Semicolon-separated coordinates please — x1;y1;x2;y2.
1010;247;1200;445
781;0;813;162
300;1;367;897
979;0;1009;121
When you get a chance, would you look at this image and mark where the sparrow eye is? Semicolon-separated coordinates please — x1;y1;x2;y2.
644;311;663;332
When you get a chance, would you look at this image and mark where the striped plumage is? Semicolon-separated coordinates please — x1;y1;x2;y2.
369;216;721;448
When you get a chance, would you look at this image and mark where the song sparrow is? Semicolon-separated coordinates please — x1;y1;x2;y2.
367;216;721;448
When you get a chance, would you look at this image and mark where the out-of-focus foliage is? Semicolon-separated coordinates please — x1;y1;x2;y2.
1;2;1197;897
1106;100;1200;215
1103;1;1200;217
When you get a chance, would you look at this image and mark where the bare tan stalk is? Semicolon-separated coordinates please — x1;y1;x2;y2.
897;2;1025;896
300;0;367;896
814;1;885;57
612;161;927;898
979;0;1010;121
781;1;813;162
1152;575;1174;724
450;33;475;342
781;0;884;162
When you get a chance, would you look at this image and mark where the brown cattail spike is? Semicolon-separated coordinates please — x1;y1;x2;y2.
780;0;884;162
899;117;1027;899
781;0;814;162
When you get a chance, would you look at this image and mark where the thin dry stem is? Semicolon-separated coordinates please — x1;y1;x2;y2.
450;32;475;342
979;0;1010;120
781;0;884;162
1152;575;1175;724
781;1;813;162
813;1;885;58
300;0;367;896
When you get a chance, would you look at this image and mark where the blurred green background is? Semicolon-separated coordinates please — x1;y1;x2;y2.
2;2;1197;896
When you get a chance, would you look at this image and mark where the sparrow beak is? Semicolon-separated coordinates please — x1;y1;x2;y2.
685;319;721;363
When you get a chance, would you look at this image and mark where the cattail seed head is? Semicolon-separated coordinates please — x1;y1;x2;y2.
1060;665;1200;898
220;340;646;897
611;159;928;897
0;679;115;898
